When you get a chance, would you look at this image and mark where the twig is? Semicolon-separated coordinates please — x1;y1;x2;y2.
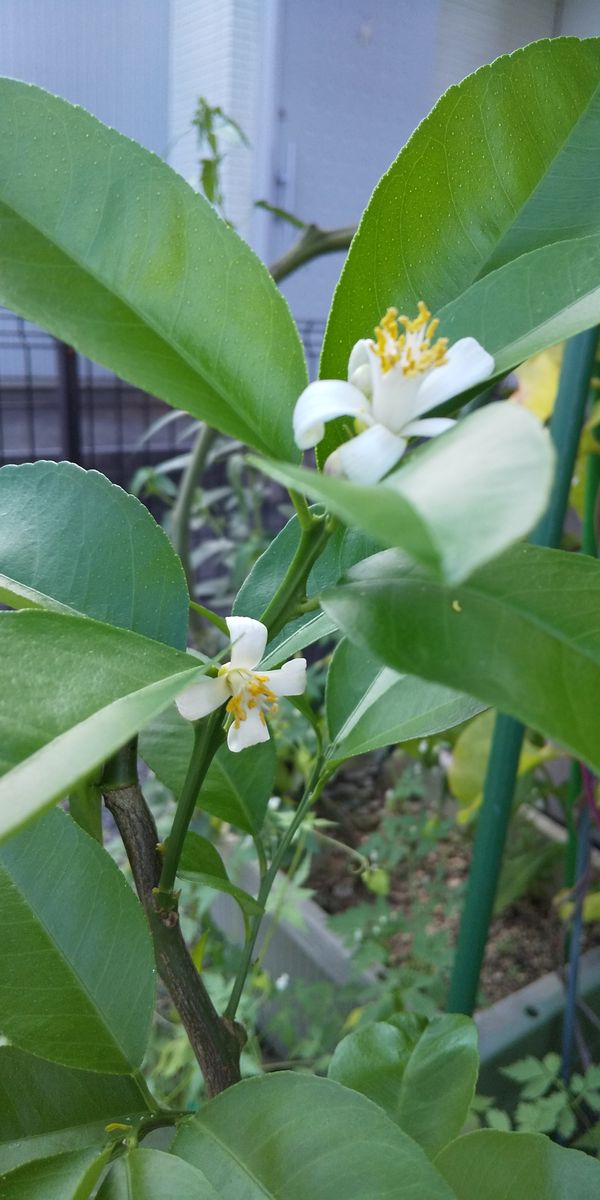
269;224;356;284
103;781;243;1096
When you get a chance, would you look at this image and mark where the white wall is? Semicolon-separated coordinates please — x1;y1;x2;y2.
263;0;442;320
434;0;556;96
168;0;260;238
0;0;169;154
558;0;600;36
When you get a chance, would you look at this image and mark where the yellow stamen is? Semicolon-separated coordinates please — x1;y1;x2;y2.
372;301;448;376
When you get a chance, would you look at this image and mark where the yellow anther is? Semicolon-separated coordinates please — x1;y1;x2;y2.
372;301;448;376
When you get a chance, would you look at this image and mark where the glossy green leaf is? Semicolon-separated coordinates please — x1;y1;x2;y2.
177;831;262;916
439;234;600;380
0;79;305;459
328;1016;478;1159
0;1046;149;1174
172;1073;455;1198
0;610;204;841
321;38;600;417
0;462;189;648
234;510;377;664
0;808;155;1072
436;1129;600;1199
326;640;483;765
97;1149;214;1199
140;709;275;834
253;402;553;584
0;1146;110;1200
321;543;600;774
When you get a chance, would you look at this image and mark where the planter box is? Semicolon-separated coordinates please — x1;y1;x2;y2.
212;854;600;1077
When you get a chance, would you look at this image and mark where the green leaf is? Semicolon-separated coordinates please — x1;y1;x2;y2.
176;831;262;916
97;1149;215;1199
0;462;189;648
321;38;600;445
495;843;561;916
321;543;600;774
436;1130;600;1199
326;640;483;765
172;1073;455;1198
501;1055;559;1098
0;1146;110;1200
140;709;275;834
328;1015;479;1159
252;402;554;585
0;79;305;459
0;1046;149;1174
0;610;205;840
486;1109;511;1132
68;784;103;844
438;234;600;380
233;510;377;663
0;808;155;1073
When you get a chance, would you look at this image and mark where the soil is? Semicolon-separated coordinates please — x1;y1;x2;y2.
306;752;600;1007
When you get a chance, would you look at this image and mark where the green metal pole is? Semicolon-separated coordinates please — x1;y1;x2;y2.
447;328;599;1015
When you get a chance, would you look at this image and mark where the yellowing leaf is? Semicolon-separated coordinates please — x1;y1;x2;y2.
448;710;557;824
510;345;563;422
556;888;600;923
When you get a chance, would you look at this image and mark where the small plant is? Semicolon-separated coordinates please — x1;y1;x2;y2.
473;1054;600;1149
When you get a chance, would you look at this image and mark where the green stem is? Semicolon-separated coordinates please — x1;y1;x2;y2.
225;757;328;1020
155;711;225;910
289;489;314;531
447;327;599;1016
170;423;216;590
259;517;332;637
253;834;268;880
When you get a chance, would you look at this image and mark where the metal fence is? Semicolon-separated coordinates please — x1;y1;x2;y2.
0;310;326;485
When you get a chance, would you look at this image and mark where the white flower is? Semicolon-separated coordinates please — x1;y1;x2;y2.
293;303;495;484
176;616;307;753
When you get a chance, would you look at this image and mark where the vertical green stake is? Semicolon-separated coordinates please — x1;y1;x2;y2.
448;328;599;1015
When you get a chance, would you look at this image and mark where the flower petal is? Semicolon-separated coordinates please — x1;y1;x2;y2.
401;417;456;438
293;380;369;450
370;352;422;432
413;338;495;417
226;616;268;670
325;424;407;484
348;339;373;396
227;708;270;752
265;658;307;697
176;675;228;722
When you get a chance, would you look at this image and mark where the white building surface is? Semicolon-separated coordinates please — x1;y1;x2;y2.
0;0;598;325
